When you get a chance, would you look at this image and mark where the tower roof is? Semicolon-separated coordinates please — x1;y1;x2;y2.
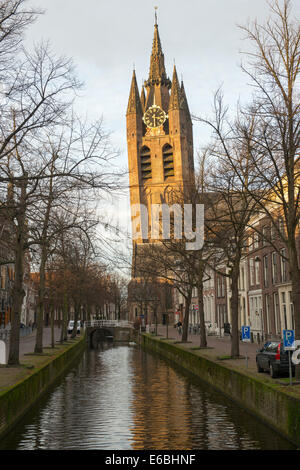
169;65;182;111
180;81;191;120
141;86;146;111
127;69;142;115
146;23;171;87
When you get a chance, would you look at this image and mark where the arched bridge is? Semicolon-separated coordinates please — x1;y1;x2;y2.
84;320;136;349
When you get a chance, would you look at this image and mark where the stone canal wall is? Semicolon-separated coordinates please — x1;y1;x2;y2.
0;336;86;440
141;334;300;447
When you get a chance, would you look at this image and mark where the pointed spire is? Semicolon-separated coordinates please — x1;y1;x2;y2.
147;22;169;85
154;6;158;26
169;65;182;111
180;80;191;119
127;69;142;115
141;85;146;111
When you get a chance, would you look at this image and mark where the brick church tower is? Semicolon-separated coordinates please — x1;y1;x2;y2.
127;17;195;324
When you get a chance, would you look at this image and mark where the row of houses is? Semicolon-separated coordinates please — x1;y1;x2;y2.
1;262;123;330
175;217;299;343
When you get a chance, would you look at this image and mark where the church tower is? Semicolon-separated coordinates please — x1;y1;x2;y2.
127;16;195;323
127;18;194;244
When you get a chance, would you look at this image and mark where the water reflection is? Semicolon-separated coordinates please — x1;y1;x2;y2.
0;344;295;450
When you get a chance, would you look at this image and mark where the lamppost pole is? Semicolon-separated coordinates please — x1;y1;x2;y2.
166;313;169;339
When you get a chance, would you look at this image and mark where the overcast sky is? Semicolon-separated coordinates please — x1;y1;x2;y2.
25;0;300;155
25;0;300;263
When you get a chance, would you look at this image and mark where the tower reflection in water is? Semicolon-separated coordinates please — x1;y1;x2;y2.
128;347;294;450
0;344;295;450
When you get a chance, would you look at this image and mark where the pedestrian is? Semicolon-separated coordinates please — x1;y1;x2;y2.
177;321;182;335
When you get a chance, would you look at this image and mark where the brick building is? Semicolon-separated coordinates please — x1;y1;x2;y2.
127;18;195;324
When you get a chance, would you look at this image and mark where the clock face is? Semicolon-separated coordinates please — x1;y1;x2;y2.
143;105;167;128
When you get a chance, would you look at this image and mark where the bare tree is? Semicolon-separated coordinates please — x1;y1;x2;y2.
0;0;42;75
194;90;261;357
237;0;300;373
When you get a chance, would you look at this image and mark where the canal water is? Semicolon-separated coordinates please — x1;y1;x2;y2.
0;344;296;450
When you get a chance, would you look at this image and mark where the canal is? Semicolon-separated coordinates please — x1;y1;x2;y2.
0;343;296;450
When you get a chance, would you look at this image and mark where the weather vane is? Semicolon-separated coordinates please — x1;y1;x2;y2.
155;6;158;25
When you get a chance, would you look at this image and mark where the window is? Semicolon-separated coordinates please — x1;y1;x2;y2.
270;224;276;241
282;292;287;329
140;146;152;181
217;276;225;298
240;266;245;290
289;291;294;330
274;292;280;334
279;217;285;236
263;255;268;287
272;252;277;284
217;277;222;297
254;233;259;249
221;277;226;297
280;248;287;282
249;259;255;286
162;144;174;179
262;226;269;246
265;294;270;333
255;258;260;285
248;235;253;252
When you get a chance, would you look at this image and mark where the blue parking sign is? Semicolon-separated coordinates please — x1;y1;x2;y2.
242;326;251;342
283;330;295;351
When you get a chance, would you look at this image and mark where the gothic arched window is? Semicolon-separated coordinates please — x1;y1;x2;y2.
163;144;174;179
140;146;152;181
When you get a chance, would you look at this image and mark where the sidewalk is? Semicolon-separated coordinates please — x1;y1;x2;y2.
155;325;299;388
0;327;66;392
19;327;61;356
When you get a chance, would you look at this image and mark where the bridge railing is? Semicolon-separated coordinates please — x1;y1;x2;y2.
84;320;133;329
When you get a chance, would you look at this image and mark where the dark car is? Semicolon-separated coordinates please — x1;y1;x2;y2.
256;341;295;378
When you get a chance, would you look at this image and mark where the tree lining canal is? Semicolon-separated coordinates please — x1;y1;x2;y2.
0;344;295;450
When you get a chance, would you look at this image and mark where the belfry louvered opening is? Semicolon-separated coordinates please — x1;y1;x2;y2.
163;144;174;179
140;146;152;181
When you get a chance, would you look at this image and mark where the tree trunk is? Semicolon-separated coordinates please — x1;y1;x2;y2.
8;242;25;365
230;263;240;358
34;249;47;354
197;273;207;348
51;308;55;348
182;291;192;342
64;302;69;341
7;176;27;366
59;307;64;343
71;303;80;339
60;293;68;343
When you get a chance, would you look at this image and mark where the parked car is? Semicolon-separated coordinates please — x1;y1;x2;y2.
67;320;81;335
256;341;295;378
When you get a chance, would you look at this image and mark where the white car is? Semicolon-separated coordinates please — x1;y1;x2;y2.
67;320;81;334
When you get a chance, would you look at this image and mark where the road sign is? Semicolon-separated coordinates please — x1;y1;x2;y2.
283;330;295;351
241;326;251;369
241;326;251;342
